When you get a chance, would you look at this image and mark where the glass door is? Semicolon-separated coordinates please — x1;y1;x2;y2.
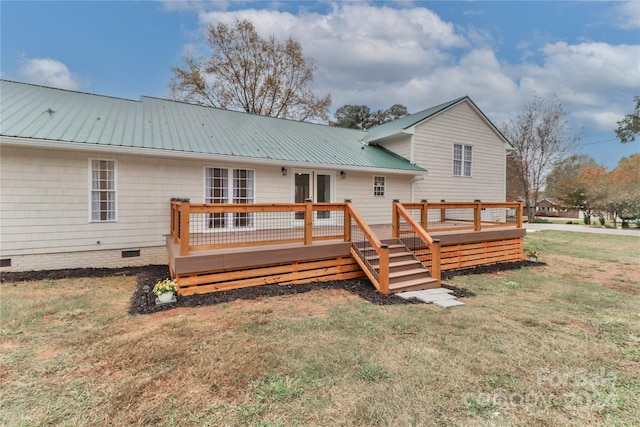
294;171;311;220
293;170;334;223
316;173;331;219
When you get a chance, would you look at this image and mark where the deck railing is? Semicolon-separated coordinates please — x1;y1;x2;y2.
392;201;441;286
169;199;392;293
170;199;348;256
399;200;523;233
345;201;390;294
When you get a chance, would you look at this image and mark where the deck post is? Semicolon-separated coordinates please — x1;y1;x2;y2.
171;202;178;243
304;198;313;245
344;199;352;242
420;199;428;231
440;200;446;223
391;200;400;238
474;199;482;231
379;244;390;294
432;239;441;287
516;202;524;228
179;201;190;256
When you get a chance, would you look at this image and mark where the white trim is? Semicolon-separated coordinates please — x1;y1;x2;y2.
452;143;473;177
373;175;386;197
1;136;424;176
291;169;337;225
202;166;256;232
88;158;118;223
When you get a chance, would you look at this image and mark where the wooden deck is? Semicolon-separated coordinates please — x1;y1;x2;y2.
167;200;525;296
168;237;365;296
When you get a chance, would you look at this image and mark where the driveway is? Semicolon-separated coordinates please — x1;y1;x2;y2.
525;223;640;236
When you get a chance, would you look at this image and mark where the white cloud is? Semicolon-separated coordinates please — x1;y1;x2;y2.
613;1;640;30
517;41;640;130
180;2;638;135
19;58;82;90
196;3;468;108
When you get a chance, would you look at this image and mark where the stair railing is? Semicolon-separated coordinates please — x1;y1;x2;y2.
392;200;441;286
344;200;390;294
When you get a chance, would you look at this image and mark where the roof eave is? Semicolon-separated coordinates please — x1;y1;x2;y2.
0;136;425;175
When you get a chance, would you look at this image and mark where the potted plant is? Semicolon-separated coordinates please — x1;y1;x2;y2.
153;278;177;303
527;250;540;262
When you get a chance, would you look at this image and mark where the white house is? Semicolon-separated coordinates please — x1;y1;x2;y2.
0;80;510;272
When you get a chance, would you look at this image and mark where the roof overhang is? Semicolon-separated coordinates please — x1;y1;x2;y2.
0;136;425;176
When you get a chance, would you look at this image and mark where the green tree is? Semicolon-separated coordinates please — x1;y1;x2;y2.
333;105;372;130
502;95;575;223
333;103;409;130
170;19;331;122
545;154;603;224
615;96;640;144
597;154;640;227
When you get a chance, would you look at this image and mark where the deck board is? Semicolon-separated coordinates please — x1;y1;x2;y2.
168;236;353;276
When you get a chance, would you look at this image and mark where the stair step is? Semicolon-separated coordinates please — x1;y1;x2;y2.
389;259;422;268
389;277;439;292
370;258;421;270
389;268;429;279
365;251;414;262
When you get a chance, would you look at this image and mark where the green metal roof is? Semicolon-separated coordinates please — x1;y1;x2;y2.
363;97;467;142
0;80;425;173
364;95;510;147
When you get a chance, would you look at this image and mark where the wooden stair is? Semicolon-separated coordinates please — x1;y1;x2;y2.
354;239;439;293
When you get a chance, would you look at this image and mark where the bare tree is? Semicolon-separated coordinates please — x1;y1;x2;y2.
502;95;575;223
170;19;331;122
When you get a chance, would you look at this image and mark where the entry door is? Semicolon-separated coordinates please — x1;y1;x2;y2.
293;170;334;221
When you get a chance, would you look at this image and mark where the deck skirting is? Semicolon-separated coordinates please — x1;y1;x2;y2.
167;227;526;296
415;234;525;271
167;237;365;296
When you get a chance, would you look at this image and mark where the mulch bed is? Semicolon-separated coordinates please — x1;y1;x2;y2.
1;261;543;315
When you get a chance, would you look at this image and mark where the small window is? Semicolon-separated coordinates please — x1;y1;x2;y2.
453;144;472;177
91;159;116;221
373;176;386;196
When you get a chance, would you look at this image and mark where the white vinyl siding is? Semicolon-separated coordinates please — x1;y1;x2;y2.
0;144;412;269
453;144;472;177
90;159;116;221
408;101;507;202
373;176;386;196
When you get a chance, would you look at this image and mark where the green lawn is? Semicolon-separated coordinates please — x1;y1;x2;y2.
1;231;638;426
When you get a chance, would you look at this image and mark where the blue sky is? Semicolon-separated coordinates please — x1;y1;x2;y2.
1;1;638;169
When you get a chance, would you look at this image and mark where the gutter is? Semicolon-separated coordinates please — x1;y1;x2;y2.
0;136;425;176
410;173;427;202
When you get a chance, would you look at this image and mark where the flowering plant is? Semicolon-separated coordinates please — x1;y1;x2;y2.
527;251;540;258
152;278;177;296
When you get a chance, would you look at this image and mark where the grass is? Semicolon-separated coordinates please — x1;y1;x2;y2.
1;231;639;426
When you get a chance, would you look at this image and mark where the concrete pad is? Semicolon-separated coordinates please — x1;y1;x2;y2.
397;288;464;308
414;293;457;303
433;299;465;308
396;288;453;299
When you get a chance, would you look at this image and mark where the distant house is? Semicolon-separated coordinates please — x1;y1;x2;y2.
0;80;510;272
535;197;581;219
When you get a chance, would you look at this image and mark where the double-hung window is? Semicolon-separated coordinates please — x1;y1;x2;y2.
90;159;116;221
453;144;472;177
205;167;255;229
373;176;386;196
